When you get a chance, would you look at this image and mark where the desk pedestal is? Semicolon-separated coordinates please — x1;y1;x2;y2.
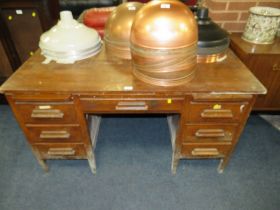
6;93;255;174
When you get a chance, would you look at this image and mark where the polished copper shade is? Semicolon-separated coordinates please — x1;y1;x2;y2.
130;0;198;86
104;2;143;59
197;52;227;64
130;0;198;49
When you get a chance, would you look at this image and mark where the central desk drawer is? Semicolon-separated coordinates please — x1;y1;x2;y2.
26;125;83;143
14;102;78;124
80;97;183;112
183;124;238;143
34;143;87;159
188;102;249;123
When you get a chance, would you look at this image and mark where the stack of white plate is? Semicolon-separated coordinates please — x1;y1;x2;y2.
39;11;102;64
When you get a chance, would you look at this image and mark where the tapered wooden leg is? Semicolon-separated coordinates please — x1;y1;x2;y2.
89;115;101;150
87;148;96;174
171;151;180;175
217;157;230;174
87;115;100;174
38;159;49;172
167;115;181;175
31;147;49;172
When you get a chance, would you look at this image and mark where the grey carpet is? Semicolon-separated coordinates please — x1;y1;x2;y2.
0;105;280;210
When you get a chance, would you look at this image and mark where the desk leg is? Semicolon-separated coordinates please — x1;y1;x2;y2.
89;115;101;150
167;115;180;174
86;147;96;174
31;147;48;172
171;151;179;175
87;115;101;174
217;156;230;174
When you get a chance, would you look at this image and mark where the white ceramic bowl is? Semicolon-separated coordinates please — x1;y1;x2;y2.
39;11;102;64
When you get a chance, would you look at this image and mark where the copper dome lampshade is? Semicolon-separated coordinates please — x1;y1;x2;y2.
130;0;198;86
104;2;143;60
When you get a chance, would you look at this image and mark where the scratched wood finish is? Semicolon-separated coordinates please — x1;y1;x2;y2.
0;48;266;95
6;94;96;174
0;45;266;174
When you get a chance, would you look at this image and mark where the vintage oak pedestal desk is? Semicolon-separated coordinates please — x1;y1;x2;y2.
0;48;266;174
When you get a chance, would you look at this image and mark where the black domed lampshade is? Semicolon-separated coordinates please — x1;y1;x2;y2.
196;7;230;63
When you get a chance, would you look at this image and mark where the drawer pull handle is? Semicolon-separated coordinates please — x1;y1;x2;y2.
40;131;70;139
115;101;148;111
47;148;75;156
31;109;64;119
191;148;219;156
201;109;233;119
195;129;226;138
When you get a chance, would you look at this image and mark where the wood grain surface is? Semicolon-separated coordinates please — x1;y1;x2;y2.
0;47;266;95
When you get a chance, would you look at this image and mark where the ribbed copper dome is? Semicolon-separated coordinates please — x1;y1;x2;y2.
104;2;143;59
130;0;198;49
130;0;198;87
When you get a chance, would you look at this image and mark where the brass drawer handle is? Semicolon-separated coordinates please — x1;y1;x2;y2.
31;109;64;119
115;101;148;111
201;109;233;119
40;131;70;139
191;148;220;156
47;148;75;156
195;129;226;138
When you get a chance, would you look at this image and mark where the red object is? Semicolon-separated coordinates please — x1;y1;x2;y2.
83;7;114;38
95;28;105;38
183;0;197;5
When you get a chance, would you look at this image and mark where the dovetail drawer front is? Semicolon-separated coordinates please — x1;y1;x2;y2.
80;97;183;113
181;143;232;158
188;102;249;123
34;143;87;159
26;125;83;143
183;124;238;143
14;102;78;124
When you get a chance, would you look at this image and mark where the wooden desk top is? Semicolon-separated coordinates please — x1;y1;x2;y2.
231;33;280;55
0;47;266;95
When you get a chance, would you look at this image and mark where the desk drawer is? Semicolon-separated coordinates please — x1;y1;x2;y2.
188;102;248;123
34;143;87;159
81;97;183;113
26;125;83;143
181;142;232;158
183;124;238;143
14;102;78;124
